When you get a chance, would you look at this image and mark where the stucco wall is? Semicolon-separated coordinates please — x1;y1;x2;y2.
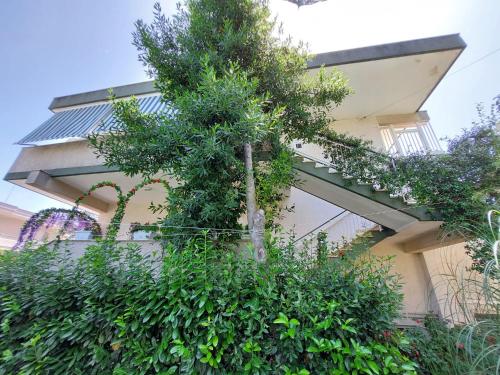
9;141;100;173
0;213;26;249
422;243;485;324
293;116;387;162
371;244;438;316
330;117;386;151
278;187;344;239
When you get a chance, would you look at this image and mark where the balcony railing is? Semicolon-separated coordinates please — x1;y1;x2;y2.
380;122;442;156
293;138;417;204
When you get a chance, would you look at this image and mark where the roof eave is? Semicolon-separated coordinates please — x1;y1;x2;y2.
307;33;466;69
48;80;157;111
46;34;467;112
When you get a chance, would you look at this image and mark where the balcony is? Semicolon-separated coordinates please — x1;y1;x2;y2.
380;121;442;156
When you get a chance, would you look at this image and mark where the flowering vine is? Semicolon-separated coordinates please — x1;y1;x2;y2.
14;208;101;249
75;178;169;241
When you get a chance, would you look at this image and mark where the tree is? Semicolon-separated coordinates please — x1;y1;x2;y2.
90;0;349;258
285;0;327;6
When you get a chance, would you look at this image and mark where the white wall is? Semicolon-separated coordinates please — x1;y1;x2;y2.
330;117;386;151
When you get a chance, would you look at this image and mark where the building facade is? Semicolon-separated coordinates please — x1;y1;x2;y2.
5;34;473;323
0;202;33;250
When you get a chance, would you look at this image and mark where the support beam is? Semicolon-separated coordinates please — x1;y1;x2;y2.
402;228;464;253
26;170;109;212
376;111;430;126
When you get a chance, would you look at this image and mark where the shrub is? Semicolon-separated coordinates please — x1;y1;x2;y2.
404;315;499;375
0;239;416;374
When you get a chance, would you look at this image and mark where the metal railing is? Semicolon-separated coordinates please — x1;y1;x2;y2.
292;138;415;203
293;210;347;244
295;210;379;259
380;122;442;156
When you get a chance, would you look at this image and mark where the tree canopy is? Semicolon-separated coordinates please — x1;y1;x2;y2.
90;0;350;245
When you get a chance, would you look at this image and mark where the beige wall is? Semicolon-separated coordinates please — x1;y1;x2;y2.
294;115;392;161
278;187;344;239
371;243;438;316
9;141;100;173
330;117;386;151
370;241;489;323
0;213;27;249
422;243;488;324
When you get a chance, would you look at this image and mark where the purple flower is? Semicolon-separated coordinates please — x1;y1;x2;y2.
14;208;102;249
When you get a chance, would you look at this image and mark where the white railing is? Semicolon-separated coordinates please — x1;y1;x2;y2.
380;122;442;156
295;210;379;258
292;141;417;204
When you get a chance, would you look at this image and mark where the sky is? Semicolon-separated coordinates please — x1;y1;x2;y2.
0;0;499;213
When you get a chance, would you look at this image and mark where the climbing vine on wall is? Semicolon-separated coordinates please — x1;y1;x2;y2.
315;97;499;269
14;208;101;249
75;178;170;241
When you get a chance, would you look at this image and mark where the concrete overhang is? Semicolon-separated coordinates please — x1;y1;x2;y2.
46;34;465;117
0;202;33;220
307;34;466;120
371;220;465;253
48;81;157;112
6;166;174;214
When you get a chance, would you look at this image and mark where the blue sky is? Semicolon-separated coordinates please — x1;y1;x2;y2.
0;0;499;213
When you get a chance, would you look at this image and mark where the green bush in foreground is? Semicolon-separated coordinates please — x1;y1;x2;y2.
0;239;416;374
404;315;499;375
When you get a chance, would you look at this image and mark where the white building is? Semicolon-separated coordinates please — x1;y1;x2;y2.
5;34;474;323
0;202;32;250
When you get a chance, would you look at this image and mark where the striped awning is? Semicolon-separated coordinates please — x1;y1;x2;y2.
17;95;172;145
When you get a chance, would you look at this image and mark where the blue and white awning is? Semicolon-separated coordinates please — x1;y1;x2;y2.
17;95;172;145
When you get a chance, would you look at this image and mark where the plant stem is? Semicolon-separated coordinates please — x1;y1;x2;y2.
244;143;257;229
244;143;266;262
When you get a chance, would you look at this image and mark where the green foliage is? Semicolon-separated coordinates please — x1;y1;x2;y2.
132;0;349;141
76;178;169;241
317;97;499;250
255;148;296;227
404;315;499;375
90;0;350;243
0;238;416;373
316;231;329;265
389;119;498;236
284;0;326;6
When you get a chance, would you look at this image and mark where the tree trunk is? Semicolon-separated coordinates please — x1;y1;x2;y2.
244;143;266;262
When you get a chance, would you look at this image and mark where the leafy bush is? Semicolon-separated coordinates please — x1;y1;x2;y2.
0;239;416;374
404;316;499;375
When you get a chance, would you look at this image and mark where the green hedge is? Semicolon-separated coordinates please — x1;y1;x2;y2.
0;239;417;374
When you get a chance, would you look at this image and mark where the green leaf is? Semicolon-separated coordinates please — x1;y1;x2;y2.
289;318;300;326
366;360;379;374
273;312;289;326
